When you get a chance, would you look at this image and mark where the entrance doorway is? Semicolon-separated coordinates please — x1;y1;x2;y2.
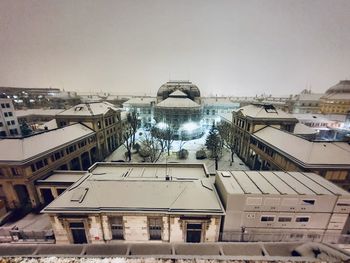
186;223;202;243
69;222;87;244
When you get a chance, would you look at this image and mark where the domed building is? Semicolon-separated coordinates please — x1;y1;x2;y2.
154;81;203;140
157;81;201;104
320;80;350;115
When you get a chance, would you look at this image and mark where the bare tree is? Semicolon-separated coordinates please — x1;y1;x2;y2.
127;111;139;146
151;127;174;156
139;132;166;163
123;127;134;162
217;121;235;165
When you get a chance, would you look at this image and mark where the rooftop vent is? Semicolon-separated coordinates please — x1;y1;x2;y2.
70;187;88;203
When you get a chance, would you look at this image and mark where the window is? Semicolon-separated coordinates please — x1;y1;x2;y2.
261;216;275;222
97;121;101;129
11;168;21;176
148;217;162;240
36;160;44;169
110;217;124;240
7;121;11;125
0;122;3;127
278;217;292;222
54;152;62;160
4;112;8;117
8;112;13;117
10;129;18;135
31;164;36;172
0;104;5;108
10;120;15;125
5;103;10;108
301;199;315;205
296;217;309;222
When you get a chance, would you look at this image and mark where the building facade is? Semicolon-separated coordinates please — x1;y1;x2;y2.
0;96;20;137
320;80;350;115
249;126;350;190
43;163;224;244
154;89;203;140
0;124;97;210
56;102;127;159
122;97;156;129
215;170;350;242
231;103;298;164
291;90;323;114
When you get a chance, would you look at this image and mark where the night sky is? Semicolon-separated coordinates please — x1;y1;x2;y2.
1;0;349;96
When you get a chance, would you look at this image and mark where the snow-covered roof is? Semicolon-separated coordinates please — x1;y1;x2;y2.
217;171;350;196
43;163;224;215
16;109;64;117
235;104;297;120
0;123;95;163
202;97;240;107
156;97;201;108
122;97;156;106
38;119;58;130
297;93;323;101
293;123;317;135
169;90;187;97
322;92;350;100
253;126;350;167
57;102;119;116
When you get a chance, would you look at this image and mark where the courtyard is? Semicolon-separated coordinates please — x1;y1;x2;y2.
105;128;249;174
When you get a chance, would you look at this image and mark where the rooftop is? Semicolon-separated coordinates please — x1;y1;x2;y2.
156;97;201;108
37;171;87;184
43;163;224;215
15;109;64;117
217;170;350;196
325;80;350;94
122;97;156;106
293;123;317;135
235;104;297;120
252;126;350;167
0;123;95;163
57;102;119;116
169;89;188;97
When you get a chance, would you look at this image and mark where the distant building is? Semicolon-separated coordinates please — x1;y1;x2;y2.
201;97;240;126
293;113;350;141
320;80;350;115
249;126;350;190
0;123;97;210
56;102;127;159
43;163;224;244
122;97;156;128
15;109;63;130
154;81;203;140
216;170;350;242
291;90;323;114
232;103;298;164
0;96;20;137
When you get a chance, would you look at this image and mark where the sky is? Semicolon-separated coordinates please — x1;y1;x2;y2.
0;0;350;96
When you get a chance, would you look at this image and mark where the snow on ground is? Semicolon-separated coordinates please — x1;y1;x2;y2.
105;128;249;174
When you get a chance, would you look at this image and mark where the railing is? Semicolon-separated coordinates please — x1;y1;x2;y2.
8;229;54;243
220;230;350;244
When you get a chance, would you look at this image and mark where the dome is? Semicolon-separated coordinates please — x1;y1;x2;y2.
157;81;201;102
326;80;350;94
